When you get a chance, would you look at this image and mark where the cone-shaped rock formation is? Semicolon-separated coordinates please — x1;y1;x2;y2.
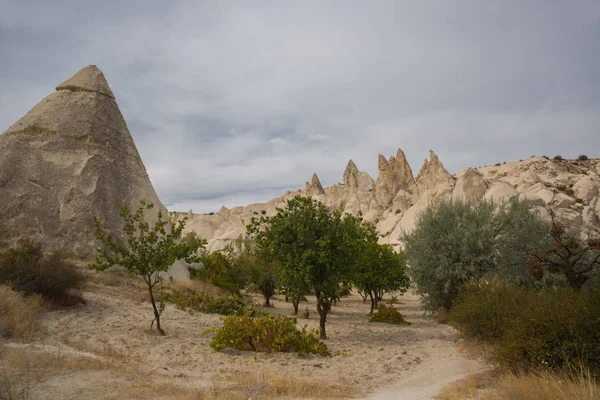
0;65;165;258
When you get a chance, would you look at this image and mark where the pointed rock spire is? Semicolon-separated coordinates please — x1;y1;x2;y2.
0;65;164;259
305;173;325;196
393;148;415;189
414;150;454;196
56;65;115;99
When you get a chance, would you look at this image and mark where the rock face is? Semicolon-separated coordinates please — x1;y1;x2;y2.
180;152;600;251
0;65;166;261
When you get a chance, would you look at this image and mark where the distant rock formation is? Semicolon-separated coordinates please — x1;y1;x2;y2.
180;152;600;251
0;65;167;261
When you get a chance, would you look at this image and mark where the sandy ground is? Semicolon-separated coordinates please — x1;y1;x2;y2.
1;275;485;399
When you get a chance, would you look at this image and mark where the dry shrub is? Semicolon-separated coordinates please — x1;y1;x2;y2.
0;243;85;306
0;285;42;340
209;372;352;399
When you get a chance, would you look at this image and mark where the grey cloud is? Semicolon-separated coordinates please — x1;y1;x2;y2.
1;1;599;213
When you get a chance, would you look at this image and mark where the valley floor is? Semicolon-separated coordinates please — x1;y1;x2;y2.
1;272;484;399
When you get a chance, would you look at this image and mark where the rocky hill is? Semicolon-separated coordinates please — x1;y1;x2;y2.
181;150;600;251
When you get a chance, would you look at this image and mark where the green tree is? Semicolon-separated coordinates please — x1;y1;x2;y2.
248;196;373;339
401;197;547;311
90;200;205;335
197;245;249;294
354;242;410;313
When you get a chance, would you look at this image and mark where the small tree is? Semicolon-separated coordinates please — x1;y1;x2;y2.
354;242;410;313
527;205;600;289
90;200;205;335
198;245;249;294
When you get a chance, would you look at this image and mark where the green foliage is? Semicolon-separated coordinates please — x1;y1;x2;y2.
161;287;261;316
197;245;249;294
90;200;205;335
369;304;411;325
450;279;600;375
578;155;589;161
0;243;85;306
401;197;548;311
247;195;376;338
209;313;329;356
353;242;410;313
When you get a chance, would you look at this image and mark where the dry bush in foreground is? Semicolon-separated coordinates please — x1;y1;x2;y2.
0;243;85;306
0;285;42;340
209;372;352;399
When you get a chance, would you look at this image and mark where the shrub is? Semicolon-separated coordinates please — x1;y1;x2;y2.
0;243;85;306
0;285;42;339
450;280;600;375
162;287;251;315
554;155;563;161
578;155;589;161
495;163;502;167
369;304;410;325
209;313;329;356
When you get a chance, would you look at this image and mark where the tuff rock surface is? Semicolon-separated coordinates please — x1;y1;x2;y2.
181;152;600;251
0;66;168;262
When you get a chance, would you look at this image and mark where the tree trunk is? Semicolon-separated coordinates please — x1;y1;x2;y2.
264;295;271;307
368;291;378;314
292;300;299;315
147;280;164;335
315;289;330;340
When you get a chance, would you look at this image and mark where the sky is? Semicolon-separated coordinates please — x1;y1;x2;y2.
1;1;599;213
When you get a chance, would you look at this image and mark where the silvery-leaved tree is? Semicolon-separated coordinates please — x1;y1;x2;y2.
90;200;205;335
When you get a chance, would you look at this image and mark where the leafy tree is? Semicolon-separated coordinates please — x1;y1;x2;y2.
248;196;373;339
401;197;547;311
354;242;410;313
249;260;278;307
90;200;205;335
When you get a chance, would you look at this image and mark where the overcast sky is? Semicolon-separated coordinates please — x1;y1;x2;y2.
1;1;599;212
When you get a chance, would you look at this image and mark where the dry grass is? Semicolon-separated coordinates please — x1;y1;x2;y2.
207;372;353;399
0;346;108;400
487;370;600;400
0;285;42;340
436;369;600;400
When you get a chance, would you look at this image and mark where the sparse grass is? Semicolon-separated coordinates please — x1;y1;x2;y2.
208;372;352;399
0;285;42;340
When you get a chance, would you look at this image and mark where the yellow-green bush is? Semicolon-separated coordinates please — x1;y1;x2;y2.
162;287;251;315
209;313;329;356
450;280;600;375
369;304;411;325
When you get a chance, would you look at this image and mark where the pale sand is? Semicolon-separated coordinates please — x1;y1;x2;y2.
2;276;486;399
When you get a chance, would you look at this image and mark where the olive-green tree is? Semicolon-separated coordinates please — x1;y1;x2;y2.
90;200;205;335
353;242;410;313
401;197;548;311
248;196;373;339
